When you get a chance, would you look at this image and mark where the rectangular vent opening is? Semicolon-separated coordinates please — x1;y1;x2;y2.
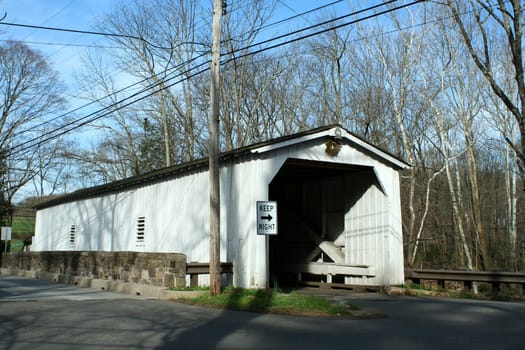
69;225;76;246
136;216;145;246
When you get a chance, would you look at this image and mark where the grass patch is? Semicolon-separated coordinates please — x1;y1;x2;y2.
8;240;25;252
177;287;356;317
11;216;35;239
407;283;431;291
171;286;210;292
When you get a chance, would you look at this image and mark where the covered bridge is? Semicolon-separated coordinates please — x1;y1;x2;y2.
32;125;409;288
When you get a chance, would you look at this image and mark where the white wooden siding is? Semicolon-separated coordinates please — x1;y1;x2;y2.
33;129;406;288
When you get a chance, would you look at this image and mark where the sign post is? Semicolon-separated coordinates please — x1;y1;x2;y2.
257;201;277;289
1;227;12;253
257;201;278;235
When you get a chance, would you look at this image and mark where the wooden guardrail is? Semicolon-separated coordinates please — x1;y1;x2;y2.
405;268;525;293
186;262;233;287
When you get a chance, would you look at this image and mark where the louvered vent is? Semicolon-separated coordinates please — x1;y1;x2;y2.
136;216;145;247
69;224;76;247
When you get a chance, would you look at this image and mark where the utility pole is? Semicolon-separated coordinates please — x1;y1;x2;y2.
208;0;223;296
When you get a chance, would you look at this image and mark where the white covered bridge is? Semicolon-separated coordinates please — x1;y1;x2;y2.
33;125;409;288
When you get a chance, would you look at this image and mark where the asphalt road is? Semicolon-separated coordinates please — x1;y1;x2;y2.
1;274;524;349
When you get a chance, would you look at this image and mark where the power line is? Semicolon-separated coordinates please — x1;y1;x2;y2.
0;38;120;49
19;0;75;42
0;2;211;75
230;0;479;94
263;0;344;31
10;0;421;155
8;1;348;141
228;0;401;55
10;51;211;153
0;19;175;50
0;1;343;49
226;0;346;44
10;61;211;158
221;1;425;85
10;0;416;156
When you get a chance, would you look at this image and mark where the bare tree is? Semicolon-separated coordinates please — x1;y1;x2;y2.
79;0;278;170
30;141;77;197
219;0;277;148
445;1;525;188
75;53;149;180
486;75;521;269
423;11;492;269
361;10;437;266
0;41;65;221
307;24;353;126
92;0;208;167
425;67;476;273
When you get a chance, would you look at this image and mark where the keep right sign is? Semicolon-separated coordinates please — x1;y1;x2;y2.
256;201;278;235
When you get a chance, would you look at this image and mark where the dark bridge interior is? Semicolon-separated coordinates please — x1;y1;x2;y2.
268;158;374;287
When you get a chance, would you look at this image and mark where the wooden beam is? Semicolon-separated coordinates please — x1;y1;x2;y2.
187;262;233;274
282;205;345;264
281;262;375;277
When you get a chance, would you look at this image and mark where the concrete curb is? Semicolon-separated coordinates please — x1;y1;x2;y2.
160;290;208;300
0;267;174;299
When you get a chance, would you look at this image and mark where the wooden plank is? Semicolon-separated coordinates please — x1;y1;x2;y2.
282;262;375;277
300;280;382;292
187;262;233;275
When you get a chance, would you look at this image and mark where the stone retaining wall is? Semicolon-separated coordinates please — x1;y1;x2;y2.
0;251;186;288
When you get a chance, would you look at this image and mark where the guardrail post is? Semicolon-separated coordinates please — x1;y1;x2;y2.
491;282;500;294
463;280;473;291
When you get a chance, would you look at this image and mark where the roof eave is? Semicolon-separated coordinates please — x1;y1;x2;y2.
251;126;410;170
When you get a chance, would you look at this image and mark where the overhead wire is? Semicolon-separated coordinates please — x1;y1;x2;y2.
9;0;422;156
251;0;345;34
0;1;217;85
0;4;211;120
10;51;211;153
226;0;399;45
7;1;353;144
0;38;121;49
272;0;344;28
1;1;243;138
13;48;210;135
9;0;419;156
0;20;175;50
0;1;343;51
227;0;401;54
9;60;212;158
19;0;75;42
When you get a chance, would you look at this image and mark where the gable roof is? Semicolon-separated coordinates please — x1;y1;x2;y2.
35;125;409;209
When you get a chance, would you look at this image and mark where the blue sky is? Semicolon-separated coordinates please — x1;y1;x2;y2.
0;0;394;201
0;0;359;109
1;1;126;87
0;1;355;79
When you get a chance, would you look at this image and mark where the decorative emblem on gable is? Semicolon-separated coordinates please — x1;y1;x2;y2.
324;139;341;157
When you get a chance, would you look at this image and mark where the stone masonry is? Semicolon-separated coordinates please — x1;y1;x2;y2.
0;251;187;288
